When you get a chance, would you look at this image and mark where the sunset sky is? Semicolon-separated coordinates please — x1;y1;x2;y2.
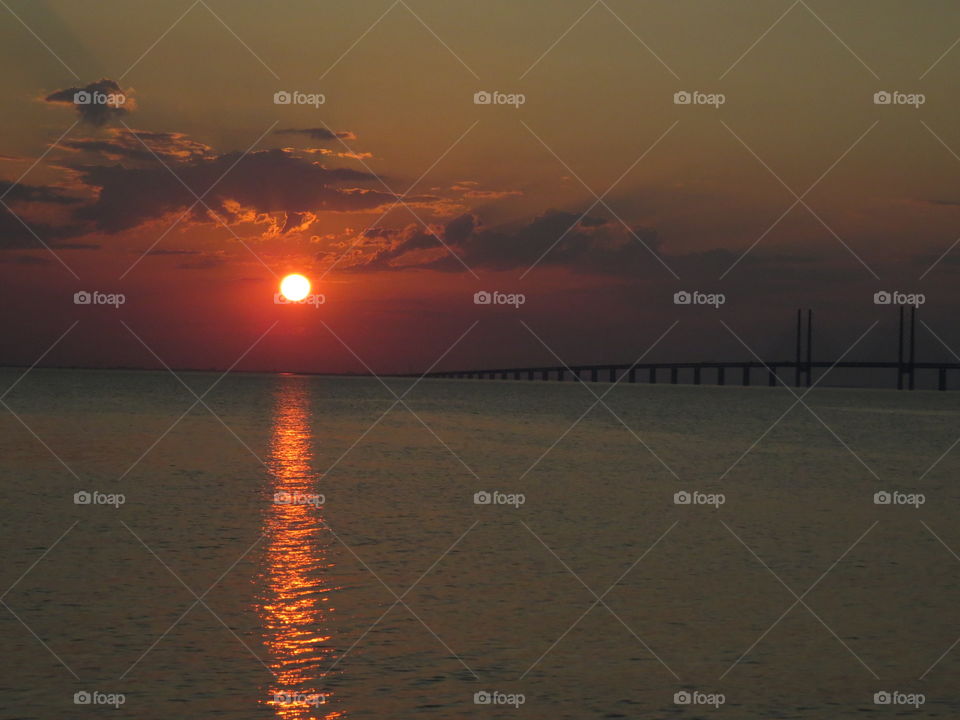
3;0;960;374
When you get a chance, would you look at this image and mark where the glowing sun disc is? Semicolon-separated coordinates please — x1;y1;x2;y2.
280;274;311;302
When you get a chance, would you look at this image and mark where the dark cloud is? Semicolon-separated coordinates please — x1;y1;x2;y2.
451;181;523;200
444;213;475;245
0;206;86;250
275;128;357;142
44;79;135;126
146;248;201;256
337;210;663;275
72;148;401;233
63;129;211;163
921;198;960;208
177;255;224;270
579;215;607;228
447;211;659;274
0;254;53;265
362;227;401;239
0;127;438;247
0;180;80;205
52;242;100;250
330;210;838;279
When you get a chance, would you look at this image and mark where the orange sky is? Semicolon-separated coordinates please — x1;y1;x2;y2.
2;0;960;373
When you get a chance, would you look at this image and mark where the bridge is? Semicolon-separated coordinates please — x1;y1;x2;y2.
420;308;957;390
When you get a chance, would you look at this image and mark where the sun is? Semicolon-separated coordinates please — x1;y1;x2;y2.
279;274;311;302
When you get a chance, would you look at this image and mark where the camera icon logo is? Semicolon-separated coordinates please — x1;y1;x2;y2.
473;690;492;704
474;91;492;105
274;492;291;504
673;290;691;305
474;290;492;305
673;91;692;105
74;491;92;505
673;491;691;505
873;491;891;505
473;491;492;505
673;690;692;704
873;91;892;105
873;691;891;704
74;691;92;705
274;91;292;105
74;290;92;305
73;91;92;105
873;290;892;305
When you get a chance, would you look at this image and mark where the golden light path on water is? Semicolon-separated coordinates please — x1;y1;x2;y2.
259;378;345;719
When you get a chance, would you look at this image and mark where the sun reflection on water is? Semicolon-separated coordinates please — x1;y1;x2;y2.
259;378;345;719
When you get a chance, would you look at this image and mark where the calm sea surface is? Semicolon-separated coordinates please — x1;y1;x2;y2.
2;369;960;718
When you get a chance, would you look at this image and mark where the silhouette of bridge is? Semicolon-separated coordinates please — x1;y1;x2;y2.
420;308;958;391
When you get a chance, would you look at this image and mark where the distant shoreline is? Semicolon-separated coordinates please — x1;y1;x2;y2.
0;364;951;392
0;365;366;378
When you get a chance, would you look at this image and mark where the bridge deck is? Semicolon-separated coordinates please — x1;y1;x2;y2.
412;361;959;390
